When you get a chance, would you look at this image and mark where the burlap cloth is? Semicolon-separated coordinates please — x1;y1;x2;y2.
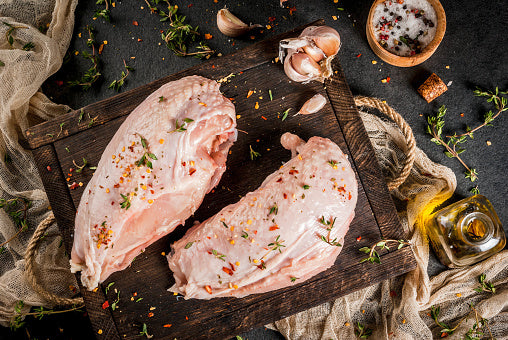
0;1;506;338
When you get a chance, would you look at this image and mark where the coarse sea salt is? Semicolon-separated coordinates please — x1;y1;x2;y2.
372;0;437;57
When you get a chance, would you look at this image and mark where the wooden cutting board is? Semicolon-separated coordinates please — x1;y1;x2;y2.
26;20;416;340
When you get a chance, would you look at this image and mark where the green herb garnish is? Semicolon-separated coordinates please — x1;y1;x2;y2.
268;235;286;253
120;194;131;210
249;145;261;160
109;60;134;91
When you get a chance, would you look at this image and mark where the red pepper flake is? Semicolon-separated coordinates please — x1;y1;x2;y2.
268;16;276;22
46;165;52;171
102;300;109;309
283;193;287;199
261;115;267;121
189;168;196;176
229;262;236;271
204;285;212;294
55;80;63;86
98;43;104;54
187;3;193;7
441;333;448;338
276;178;283;183
181;162;186;167
269;225;279;231
460;113;464;117
148;312;154;318
356;236;362;242
133;292;138;297
132;21;139;26
348;192;352;200
69;182;79;190
137;38;142;42
222;267;233;276
288;170;299;175
253;230;257;235
204;33;213;40
356;53;362;58
185;316;189;320
163;324;172;328
289;7;296;15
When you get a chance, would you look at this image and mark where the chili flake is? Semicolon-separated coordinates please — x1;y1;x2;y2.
102;300;109;309
204;33;213;40
204;285;212;294
255;102;259;109
163;324;172;328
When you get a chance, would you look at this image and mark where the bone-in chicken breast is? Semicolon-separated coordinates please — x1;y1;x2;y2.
167;133;357;299
71;76;237;290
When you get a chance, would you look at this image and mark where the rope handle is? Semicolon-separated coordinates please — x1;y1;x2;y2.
354;96;416;191
24;211;83;306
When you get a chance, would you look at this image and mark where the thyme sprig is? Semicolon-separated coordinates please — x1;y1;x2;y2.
147;0;214;58
0;198;30;253
3;22;29;49
268;235;286;253
94;0;112;22
10;301;85;331
359;239;410;264
430;304;494;339
73;157;96;173
355;322;373;338
249;145;261;160
139;322;153;338
427;87;507;186
109;59;134;91
474;273;496;294
120;194;131;210
68;26;101;91
169;118;194;133
134;134;157;169
318;216;341;247
211;249;226;261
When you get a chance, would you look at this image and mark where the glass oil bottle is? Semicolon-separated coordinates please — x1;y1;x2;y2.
426;195;505;268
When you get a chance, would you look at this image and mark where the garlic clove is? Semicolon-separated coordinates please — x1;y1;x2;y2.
302;44;326;62
297;94;327;115
217;8;261;38
284;51;314;82
290;52;322;78
300;26;341;58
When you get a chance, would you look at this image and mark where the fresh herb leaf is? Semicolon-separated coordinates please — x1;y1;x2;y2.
120;194;131;210
241;231;248;239
109;60;133;91
268;235;286;253
303;184;310;190
169;118;193;133
280;108;290;121
359;239;410;264
211;249;226;261
249;145;261;160
268;204;278;216
184;241;194;249
105;282;115;294
290;276;299;282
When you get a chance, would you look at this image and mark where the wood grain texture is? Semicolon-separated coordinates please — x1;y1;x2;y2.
28;21;416;340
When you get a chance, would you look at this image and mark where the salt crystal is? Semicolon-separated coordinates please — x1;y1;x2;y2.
447;80;453;87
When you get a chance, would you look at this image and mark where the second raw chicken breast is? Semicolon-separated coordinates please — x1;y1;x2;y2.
167;133;358;299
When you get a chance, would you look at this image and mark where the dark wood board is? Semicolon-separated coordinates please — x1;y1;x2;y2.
27;20;417;340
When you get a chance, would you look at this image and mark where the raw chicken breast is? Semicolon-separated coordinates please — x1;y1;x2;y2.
167;133;357;299
71;76;237;290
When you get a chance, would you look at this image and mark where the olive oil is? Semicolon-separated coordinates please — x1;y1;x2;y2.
426;195;505;267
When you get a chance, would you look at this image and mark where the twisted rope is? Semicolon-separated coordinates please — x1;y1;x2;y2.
354;96;416;191
24;211;83;306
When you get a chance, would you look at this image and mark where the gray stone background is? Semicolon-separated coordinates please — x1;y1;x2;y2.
1;0;506;339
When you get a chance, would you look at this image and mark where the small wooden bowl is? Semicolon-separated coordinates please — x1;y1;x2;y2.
366;0;446;67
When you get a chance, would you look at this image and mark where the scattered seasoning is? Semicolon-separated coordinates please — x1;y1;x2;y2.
204;285;212;294
221;221;229;229
241;231;249;239
356;236;362;242
159;96;165;102
328;160;338;169
247;90;254;98
269;89;273;101
163;324;172;328
269;225;279;231
356;53;362;58
279;108;291;121
102;300;109;309
381;76;391;83
268;204;278;216
255;102;259;109
184;241;194;249
111;291;120;310
290;276;299;282
303;184;310;190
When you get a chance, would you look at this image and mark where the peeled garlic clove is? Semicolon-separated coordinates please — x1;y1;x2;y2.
297;94;327;115
284;52;314;82
217;8;261;38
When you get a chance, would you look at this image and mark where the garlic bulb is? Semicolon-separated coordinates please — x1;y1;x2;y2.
279;25;341;83
217;8;261;38
297;94;327;115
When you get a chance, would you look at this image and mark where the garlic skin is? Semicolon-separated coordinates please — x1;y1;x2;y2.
297;94;327;115
217;8;261;38
279;25;341;83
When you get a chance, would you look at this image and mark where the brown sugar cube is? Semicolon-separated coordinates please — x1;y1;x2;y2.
418;73;448;103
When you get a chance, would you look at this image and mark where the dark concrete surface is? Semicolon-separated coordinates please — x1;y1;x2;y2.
1;0;506;339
